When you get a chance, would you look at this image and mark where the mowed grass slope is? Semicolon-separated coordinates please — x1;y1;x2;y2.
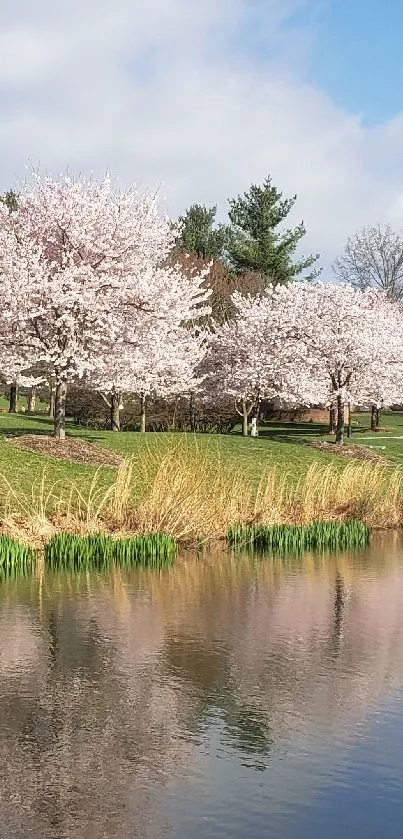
1;407;403;542
259;411;403;465
349;411;403;465
0;411;341;495
1;404;403;499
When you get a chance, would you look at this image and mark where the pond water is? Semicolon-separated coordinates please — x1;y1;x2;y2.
1;538;403;838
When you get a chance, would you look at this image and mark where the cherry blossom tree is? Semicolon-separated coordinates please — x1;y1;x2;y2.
0;358;23;414
0;174;211;438
202;289;326;436
0;330;37;414
17;375;46;413
294;283;403;443
351;361;403;429
205;282;403;443
0;340;45;414
92;319;208;432
257;282;403;443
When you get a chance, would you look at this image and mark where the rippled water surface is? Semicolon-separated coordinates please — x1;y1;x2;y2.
1;537;403;838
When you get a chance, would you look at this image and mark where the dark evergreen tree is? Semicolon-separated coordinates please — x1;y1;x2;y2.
0;190;19;213
227;176;320;285
178;204;228;259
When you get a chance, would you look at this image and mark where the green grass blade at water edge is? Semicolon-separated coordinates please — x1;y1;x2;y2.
44;532;113;571
112;534;177;568
0;559;35;582
44;532;177;570
0;534;35;565
227;520;371;554
0;534;36;582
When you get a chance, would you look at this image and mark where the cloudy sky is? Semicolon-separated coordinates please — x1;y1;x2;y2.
1;0;403;271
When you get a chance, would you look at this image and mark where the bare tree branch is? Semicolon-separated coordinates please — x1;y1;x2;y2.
99;391;112;409
333;225;403;301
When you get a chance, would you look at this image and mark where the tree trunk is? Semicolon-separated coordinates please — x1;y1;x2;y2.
48;386;55;418
328;405;336;434
335;393;345;444
189;391;196;433
347;402;352;438
27;386;36;414
376;407;381;428
171;396;179;431
8;381;18;414
371;405;376;430
140;392;146;433
110;391;121;432
242;399;249;437
54;380;67;440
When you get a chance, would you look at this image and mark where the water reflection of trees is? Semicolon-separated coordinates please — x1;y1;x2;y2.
0;586;182;838
0;539;403;835
164;632;273;762
150;542;403;744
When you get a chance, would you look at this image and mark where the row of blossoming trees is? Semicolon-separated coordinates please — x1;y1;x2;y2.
0;173;402;444
207;283;403;443
0;175;212;439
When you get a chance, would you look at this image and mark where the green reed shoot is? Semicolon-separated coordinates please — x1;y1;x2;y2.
0;534;35;581
44;531;177;571
227;520;370;553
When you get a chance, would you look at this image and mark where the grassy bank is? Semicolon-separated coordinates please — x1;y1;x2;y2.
0;410;345;485
258;410;403;466
2;407;402;497
0;442;402;547
0;519;373;580
0;409;403;548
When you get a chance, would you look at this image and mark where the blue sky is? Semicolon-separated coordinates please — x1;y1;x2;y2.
0;0;403;271
308;0;403;124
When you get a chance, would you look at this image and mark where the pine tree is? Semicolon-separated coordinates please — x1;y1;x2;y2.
0;190;19;213
227;176;320;285
178;204;228;260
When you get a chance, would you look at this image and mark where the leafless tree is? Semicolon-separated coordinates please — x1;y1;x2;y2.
334;224;403;301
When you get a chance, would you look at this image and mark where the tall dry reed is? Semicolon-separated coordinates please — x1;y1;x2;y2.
126;439;247;542
0;441;402;546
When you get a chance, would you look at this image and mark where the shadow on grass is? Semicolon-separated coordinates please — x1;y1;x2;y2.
253;421;328;445
242;421;364;447
0;417;53;438
0;414;108;443
260;421;326;434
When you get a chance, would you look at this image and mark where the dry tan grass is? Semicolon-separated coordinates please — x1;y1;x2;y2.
0;472;59;545
249;461;403;529
126;440;246;543
294;461;403;528
0;442;402;546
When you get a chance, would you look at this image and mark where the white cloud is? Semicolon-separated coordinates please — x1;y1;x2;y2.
1;0;403;270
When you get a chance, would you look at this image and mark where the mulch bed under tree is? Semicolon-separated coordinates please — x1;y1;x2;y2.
8;435;123;467
310;441;390;464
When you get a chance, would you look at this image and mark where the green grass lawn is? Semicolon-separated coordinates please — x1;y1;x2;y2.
258;411;403;466
0;406;402;498
348;411;403;465
0;393;48;414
